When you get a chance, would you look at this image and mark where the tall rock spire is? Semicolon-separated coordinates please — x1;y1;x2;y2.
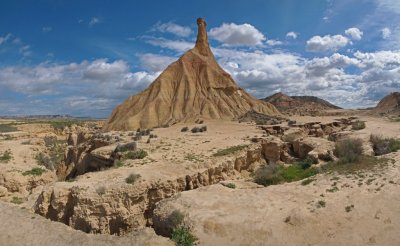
195;18;210;56
104;18;280;131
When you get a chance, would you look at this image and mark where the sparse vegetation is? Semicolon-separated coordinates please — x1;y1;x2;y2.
225;183;236;189
181;126;189;132
0;149;12;163
301;178;315;185
35;136;66;170
345;205;354;212
200;125;207;132
212;144;248;157
254;164;317;186
317;200;326;208
334;138;363;164
191;127;200;133
0;124;18;133
370;134;400;156
172;226;198;246
11;196;24;204
351;120;366;130
114;160;124;168
49;120;80;131
184;153;203;162
167;210;198;246
122;149;148;160
125;173;141;184
21;140;31;145
22;167;46;176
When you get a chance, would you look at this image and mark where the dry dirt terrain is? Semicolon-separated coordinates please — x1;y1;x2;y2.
0;113;399;245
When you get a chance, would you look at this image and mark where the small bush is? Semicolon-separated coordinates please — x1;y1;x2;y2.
114;160;124;168
0;124;18;133
0;150;12;163
122;150;148;160
301;178;315;185
167;210;185;230
370;134;400;155
11;196;24;204
22;167;46;176
21;140;31;145
171;226;197;246
50;120;78;131
181;127;189;132
200;125;207;132
317;200;326;208
297;157;313;169
225;183;236;189
254;164;317;186
352;120;366;130
334;138;363;164
191;127;200;133
212;145;248;157
126;173;141;184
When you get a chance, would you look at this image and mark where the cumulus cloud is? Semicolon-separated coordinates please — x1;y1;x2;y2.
381;27;392;39
286;31;298;39
145;37;194;53
209;23;266;46
306;34;350;52
0;59;159;117
266;39;283;46
345;27;363;40
152;22;192;37
138;53;176;72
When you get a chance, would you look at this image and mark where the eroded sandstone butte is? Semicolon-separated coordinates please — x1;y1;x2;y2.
104;18;280;131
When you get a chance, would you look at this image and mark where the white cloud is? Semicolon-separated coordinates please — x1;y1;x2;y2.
138;53;176;72
152;22;192;37
42;26;52;33
306;34;350;52
345;27;363;40
145;37;194;52
381;27;392;39
286;32;298;39
266;39;283;46
209;23;266;46
89;17;101;27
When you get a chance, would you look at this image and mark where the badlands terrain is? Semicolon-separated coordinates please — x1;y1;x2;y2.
1;18;400;246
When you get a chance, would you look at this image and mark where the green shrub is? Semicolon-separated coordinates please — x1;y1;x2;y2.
122;150;148;160
181;126;189;132
200;125;207;132
370;134;400;155
0;150;12;163
334;138;363;164
297;157;313;169
22;167;46;176
254;164;317;186
125;173;141;184
11;196;24;204
114;160;124;168
352;120;366;130
49;120;79;131
0;124;18;133
225;183;236;189
212;145;248;157
171;226;197;246
301;178;315;185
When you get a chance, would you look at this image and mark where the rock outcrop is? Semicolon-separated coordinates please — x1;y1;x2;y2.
263;92;341;116
104;18;280;131
373;92;400;115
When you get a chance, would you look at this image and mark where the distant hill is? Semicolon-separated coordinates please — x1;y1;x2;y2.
373;92;400;115
263;92;341;115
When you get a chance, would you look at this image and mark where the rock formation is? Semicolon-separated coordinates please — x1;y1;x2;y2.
373;92;400;115
263;92;340;116
104;18;280;131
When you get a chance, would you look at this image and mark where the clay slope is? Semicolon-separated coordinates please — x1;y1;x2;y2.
263;92;340;115
373;92;400;114
104;18;280;131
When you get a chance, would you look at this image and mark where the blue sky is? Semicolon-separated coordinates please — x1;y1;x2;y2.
0;0;399;117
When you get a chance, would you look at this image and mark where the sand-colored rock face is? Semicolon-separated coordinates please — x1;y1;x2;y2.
104;18;280;131
264;92;340;116
373;92;400;114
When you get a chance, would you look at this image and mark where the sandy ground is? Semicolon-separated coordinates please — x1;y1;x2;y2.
0;202;171;246
0;114;399;245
